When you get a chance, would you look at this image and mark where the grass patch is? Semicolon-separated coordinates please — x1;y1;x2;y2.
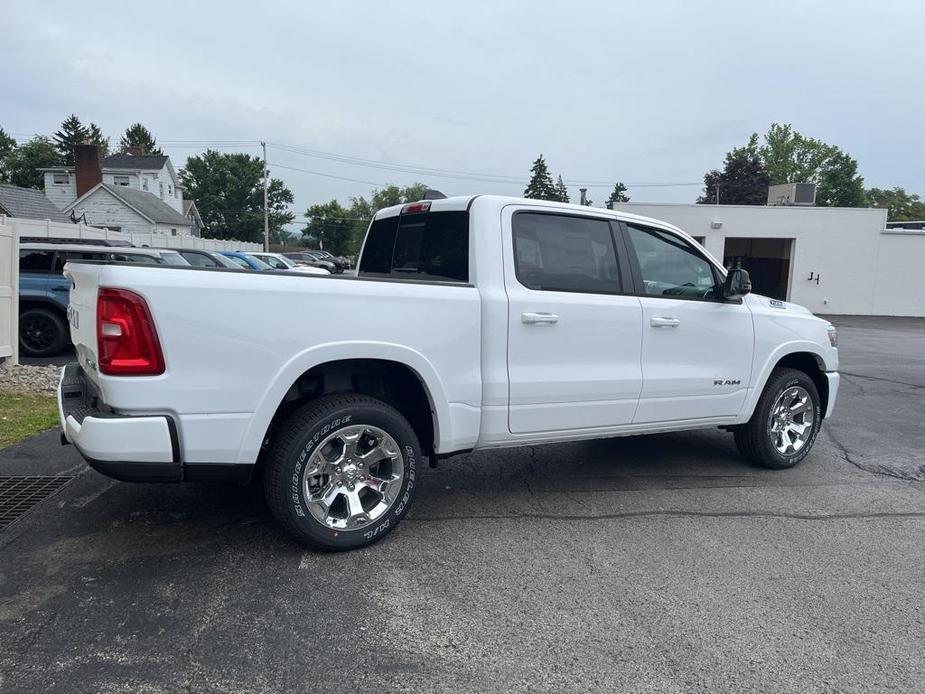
0;392;59;448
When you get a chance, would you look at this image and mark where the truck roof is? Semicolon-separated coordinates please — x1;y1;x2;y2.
372;194;694;239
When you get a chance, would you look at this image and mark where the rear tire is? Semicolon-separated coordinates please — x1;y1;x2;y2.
734;368;822;469
264;394;420;551
19;307;68;357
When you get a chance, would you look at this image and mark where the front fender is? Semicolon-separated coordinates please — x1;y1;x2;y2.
237;341;452;463
738;340;835;422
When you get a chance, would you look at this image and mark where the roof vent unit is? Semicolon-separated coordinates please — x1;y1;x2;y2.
767;183;816;206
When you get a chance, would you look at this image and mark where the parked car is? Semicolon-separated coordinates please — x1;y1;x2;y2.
59;195;839;551
314;250;351;271
282;251;340;273
218;251;273;271
18;242;188;357
250;252;330;275
167;248;241;269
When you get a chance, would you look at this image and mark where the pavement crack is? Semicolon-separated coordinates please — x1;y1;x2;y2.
408;509;925;523
838;371;925;390
824;427;925;481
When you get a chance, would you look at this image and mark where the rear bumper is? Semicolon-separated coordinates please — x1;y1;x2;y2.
58;364;251;483
824;371;840;419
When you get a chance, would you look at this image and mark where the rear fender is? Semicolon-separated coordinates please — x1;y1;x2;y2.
237;341;450;463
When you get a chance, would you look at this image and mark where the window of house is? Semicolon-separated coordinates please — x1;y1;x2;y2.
170;228;177;236
159;182;164;198
142;178;149;191
168;184;173;196
624;224;718;300
52;173;69;185
359;210;469;283
512;212;621;294
113;175;130;186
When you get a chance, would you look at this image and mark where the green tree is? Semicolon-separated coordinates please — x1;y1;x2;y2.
4;136;61;189
605;182;630;207
87;123;110;158
697;149;770;205
722;124;865;207
301;200;357;255
120;123;162;155
179;150;294;242
865;187;925;221
53;115;88;165
0;128;17;183
554;175;570;203
524;155;558;201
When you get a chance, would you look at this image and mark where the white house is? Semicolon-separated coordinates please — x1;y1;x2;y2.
39;145;200;237
613;202;925;317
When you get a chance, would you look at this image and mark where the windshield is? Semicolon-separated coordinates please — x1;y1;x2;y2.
256;254;295;269
241;254;271;270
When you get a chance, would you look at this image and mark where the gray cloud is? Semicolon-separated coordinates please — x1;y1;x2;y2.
2;0;923;221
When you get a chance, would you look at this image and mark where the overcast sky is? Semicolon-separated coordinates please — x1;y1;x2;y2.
3;0;923;220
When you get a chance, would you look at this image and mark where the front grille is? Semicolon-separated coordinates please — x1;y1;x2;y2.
0;476;74;530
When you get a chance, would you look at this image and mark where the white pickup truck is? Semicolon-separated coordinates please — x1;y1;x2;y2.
59;195;839;550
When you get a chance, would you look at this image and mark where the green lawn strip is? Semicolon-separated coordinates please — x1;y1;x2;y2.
0;392;60;448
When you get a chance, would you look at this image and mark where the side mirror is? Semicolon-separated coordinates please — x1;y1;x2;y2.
723;268;752;299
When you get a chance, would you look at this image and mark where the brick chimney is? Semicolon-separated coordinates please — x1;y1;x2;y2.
123;146;143;157
75;143;102;197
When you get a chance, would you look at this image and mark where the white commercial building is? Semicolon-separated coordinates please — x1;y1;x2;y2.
614;202;925;317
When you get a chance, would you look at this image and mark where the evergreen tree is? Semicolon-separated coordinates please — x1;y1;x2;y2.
87;122;110;158
523;155;558;201
555;175;570;203
53;114;89;165
120;123;163;155
0;128;17;183
606;182;630;207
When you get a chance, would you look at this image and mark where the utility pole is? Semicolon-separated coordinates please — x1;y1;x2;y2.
261;141;269;251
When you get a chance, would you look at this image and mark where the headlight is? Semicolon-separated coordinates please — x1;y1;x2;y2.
827;325;838;348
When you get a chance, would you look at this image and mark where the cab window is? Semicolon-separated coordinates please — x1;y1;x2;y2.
512;212;621;294
624;224;718;299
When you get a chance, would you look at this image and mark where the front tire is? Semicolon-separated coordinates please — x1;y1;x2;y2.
734;368;822;469
19;307;68;357
264;394;420;551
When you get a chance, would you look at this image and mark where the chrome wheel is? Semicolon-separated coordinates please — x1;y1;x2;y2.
769;386;815;455
301;425;405;530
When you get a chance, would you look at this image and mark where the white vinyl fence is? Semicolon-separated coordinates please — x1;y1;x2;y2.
0;216;261;365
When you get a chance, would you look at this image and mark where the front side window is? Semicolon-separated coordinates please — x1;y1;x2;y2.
512;212;620;294
625;224;717;299
19;250;54;273
359;210;469;283
181;251;215;267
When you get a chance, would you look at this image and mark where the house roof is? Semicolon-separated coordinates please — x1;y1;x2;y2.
100;153;170;170
0;184;73;223
65;183;191;227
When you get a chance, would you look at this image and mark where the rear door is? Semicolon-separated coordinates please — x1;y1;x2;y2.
621;222;754;423
504;208;643;434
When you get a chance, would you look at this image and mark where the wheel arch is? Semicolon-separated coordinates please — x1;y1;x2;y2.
240;342;450;464
743;344;832;421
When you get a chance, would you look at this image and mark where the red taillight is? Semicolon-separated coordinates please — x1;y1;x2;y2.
97;288;165;376
401;201;431;215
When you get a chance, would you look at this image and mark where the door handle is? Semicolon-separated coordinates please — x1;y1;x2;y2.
51;286;69;292
650;316;680;328
522;312;559;325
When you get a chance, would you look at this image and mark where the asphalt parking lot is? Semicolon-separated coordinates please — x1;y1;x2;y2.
1;316;923;693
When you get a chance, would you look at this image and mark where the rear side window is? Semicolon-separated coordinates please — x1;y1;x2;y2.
512;213;621;293
359;211;469;283
54;251;108;273
19;250;54;274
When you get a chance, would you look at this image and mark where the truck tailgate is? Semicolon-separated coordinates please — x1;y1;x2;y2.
63;262;103;387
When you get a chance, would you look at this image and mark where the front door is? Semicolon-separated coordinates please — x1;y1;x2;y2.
622;223;754;424
504;208;643;434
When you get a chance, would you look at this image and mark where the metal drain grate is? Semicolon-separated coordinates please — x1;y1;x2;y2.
0;476;74;529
